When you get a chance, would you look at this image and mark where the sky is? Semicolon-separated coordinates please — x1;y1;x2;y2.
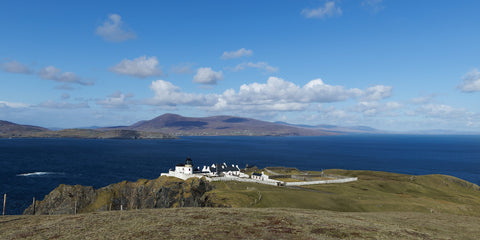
1;0;479;131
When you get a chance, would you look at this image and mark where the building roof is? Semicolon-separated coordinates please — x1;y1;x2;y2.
252;172;262;176
210;163;240;173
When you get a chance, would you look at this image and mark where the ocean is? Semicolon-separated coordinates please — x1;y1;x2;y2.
1;135;479;215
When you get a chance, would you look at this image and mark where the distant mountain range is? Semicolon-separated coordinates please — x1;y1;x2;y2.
0;120;174;139
2;114;476;138
104;113;335;136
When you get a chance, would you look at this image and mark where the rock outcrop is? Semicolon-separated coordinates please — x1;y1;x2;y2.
24;176;220;215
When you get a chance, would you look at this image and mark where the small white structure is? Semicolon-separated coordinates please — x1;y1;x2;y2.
251;171;269;181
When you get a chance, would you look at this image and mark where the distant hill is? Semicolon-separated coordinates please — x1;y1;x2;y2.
113;113;334;136
0;120;49;138
0;121;174;139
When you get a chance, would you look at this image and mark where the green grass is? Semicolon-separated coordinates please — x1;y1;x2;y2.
3;169;480;239
2;208;480;240
208;169;480;215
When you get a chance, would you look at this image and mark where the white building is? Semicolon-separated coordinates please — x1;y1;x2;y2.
251;172;269;181
174;157;193;174
161;158;248;180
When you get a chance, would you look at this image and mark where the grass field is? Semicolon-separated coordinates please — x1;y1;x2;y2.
1;208;479;239
208;169;480;215
4;169;480;239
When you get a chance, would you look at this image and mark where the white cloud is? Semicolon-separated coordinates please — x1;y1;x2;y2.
301;1;342;19
148;80;217;106
110;56;163;78
96;91;134;109
221;48;253;59
144;77;393;114
193;67;224;85
233;62;278;73
362;0;384;12
351;101;402;116
96;14;136;42
36;100;89;109
0;100;29;108
411;94;437;104
213;77;363;112
361;85;393;101
416;104;469;119
458;69;480;92
0;60;34;74
38;66;93;86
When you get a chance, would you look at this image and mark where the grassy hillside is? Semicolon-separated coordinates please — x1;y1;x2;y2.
2;208;480;239
10;169;480;239
207;169;480;216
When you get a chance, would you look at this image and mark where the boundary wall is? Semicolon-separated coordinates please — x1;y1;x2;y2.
283;177;358;186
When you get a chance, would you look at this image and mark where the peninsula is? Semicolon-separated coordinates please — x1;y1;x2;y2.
6;166;480;239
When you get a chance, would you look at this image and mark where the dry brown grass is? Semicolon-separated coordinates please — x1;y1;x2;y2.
1;208;479;239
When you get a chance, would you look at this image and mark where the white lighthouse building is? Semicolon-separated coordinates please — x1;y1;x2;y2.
174;157;193;174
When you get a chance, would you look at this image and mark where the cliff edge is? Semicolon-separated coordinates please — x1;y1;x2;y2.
24;176;220;215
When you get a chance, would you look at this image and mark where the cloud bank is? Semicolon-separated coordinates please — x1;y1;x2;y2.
146;77;393;113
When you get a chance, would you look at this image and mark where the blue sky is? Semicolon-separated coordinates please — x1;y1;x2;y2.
1;0;479;131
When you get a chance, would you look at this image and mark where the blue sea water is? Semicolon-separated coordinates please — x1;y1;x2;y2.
1;135;479;215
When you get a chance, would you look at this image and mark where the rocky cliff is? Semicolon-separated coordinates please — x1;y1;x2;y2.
24;176;220;215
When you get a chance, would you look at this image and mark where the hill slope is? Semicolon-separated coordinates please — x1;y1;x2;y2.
24;169;480;216
121;113;334;136
0;120;49;137
0;121;174;139
3;208;480;240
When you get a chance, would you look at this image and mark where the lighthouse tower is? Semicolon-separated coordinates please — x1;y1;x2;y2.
184;157;193;174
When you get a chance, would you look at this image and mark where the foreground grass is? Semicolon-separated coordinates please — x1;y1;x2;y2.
1;208;479;240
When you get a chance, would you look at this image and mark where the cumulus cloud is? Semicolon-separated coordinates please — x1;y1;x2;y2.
110;56;163;78
193;67;224;85
458;69;480;92
36;100;89;109
145;77;394;114
147;80;218;106
0;100;29;108
0;60;34;74
96;91;134;109
361;85;393;101
301;1;342;19
233;62;278;73
96;14;136;42
221;48;253;59
38;66;93;86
